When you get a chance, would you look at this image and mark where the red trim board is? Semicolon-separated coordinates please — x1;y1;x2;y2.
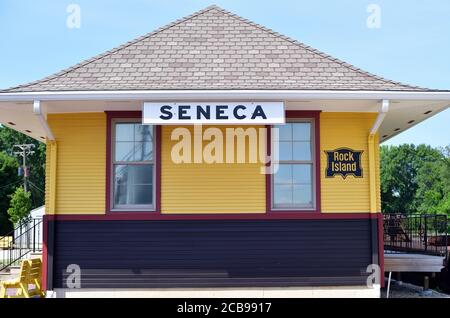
45;212;381;221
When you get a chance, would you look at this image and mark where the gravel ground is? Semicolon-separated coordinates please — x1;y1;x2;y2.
380;280;450;298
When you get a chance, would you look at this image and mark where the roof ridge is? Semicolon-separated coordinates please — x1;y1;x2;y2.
3;5;220;92
211;6;428;91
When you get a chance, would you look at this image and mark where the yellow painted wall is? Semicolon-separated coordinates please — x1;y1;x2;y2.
46;113;106;214
44;141;53;214
320;112;380;213
44;112;381;215
375;135;382;212
161;125;266;213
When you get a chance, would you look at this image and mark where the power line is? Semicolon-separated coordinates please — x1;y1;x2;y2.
0;179;22;191
27;180;44;194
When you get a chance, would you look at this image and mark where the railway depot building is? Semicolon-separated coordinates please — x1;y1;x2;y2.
0;5;449;297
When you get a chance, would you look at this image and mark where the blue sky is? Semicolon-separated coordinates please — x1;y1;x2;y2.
0;0;449;147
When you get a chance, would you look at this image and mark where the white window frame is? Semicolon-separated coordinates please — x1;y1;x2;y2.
271;118;316;211
110;118;156;212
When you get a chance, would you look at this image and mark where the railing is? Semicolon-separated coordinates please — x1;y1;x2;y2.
384;214;448;257
0;218;43;271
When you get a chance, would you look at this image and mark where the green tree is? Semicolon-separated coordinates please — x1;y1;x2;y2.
381;144;419;214
381;144;450;215
0;152;19;234
0;126;46;208
416;146;450;214
7;186;32;225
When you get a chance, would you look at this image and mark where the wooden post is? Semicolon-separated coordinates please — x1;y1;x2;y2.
395;272;402;286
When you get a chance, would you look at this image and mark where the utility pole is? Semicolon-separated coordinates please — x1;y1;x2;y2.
13;144;35;192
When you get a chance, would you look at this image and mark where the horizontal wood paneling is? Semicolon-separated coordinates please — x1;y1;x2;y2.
48;113;106;214
52;219;373;288
320;113;378;213
44;141;53;214
161;125;266;213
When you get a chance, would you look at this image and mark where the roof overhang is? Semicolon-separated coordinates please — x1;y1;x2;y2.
0;90;448;143
1;89;450;101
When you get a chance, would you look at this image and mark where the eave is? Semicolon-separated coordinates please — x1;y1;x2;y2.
0;89;448;144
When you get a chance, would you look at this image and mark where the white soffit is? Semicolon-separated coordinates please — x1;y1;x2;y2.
0;98;448;142
379;101;448;142
0;101;46;141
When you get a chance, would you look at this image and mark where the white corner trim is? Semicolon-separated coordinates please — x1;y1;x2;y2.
33;100;55;140
370;99;390;135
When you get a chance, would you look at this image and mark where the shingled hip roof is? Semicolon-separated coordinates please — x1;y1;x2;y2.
1;5;435;92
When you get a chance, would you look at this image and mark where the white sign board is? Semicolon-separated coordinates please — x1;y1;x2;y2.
143;102;285;125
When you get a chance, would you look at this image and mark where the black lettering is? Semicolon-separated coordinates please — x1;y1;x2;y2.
216;105;228;120
159;105;173;120
233;105;246;120
178;105;190;120
197;105;210;120
251;105;267;119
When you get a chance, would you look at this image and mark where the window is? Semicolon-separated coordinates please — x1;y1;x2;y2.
112;119;155;210
272;121;315;210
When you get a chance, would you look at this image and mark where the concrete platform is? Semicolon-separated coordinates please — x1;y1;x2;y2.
49;285;381;298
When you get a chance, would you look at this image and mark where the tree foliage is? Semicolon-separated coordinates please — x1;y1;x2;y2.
381;144;450;215
7;186;32;225
0;152;19;233
0;126;46;234
0;127;46;206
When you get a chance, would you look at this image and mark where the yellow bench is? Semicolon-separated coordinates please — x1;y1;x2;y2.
0;236;12;249
0;258;45;298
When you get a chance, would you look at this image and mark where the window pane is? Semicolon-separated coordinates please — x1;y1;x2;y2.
293;184;312;206
115;142;135;161
116;123;135;142
293;123;311;141
114;165;130;185
273;184;292;206
135;125;153;142
115;123;153;162
293;164;312;184
272;121;314;210
134;185;153;204
114;164;153;207
133;165;153;185
276;124;292;141
114;185;128;205
274;165;292;184
278;141;292;161
134;142;153;161
293;141;311;161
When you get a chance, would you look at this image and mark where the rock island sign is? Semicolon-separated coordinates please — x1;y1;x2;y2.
325;148;363;179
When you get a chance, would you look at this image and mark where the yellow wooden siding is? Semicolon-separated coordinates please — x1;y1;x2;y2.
44;141;53;214
161;125;266;213
43;112;381;215
320;112;379;213
47;113;106;214
375;135;382;212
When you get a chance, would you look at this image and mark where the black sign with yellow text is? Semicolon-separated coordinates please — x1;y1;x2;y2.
325;148;363;179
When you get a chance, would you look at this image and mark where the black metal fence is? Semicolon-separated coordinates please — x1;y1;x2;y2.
384;214;448;257
0;218;43;271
